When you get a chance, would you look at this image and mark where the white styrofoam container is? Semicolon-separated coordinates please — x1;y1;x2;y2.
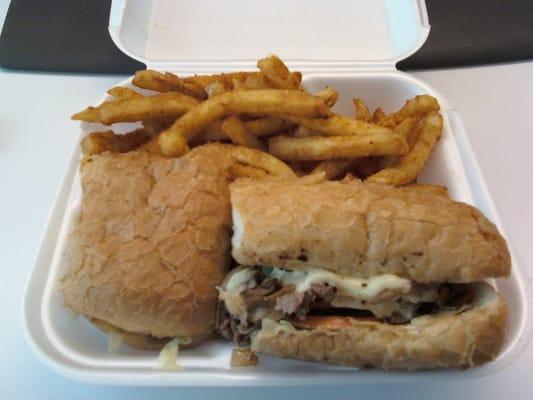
23;0;532;386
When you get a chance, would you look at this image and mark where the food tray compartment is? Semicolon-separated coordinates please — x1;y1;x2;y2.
23;70;531;385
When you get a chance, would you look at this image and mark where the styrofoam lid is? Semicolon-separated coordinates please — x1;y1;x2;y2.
109;0;429;71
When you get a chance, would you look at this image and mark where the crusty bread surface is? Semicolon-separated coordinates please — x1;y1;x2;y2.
251;282;507;370
231;178;511;283
62;144;234;340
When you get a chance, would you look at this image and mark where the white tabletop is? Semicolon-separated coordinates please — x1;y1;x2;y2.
1;1;532;398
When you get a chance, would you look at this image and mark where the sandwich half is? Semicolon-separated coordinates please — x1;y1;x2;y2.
217;177;511;370
62;144;235;349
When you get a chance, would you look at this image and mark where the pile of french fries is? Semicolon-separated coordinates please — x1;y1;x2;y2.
72;55;443;186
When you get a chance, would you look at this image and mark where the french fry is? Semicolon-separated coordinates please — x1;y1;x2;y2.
366;111;443;185
198;117;295;143
277;114;393;137
227;144;296;177
233;74;273;91
257;55;301;90
133;70;207;100
268;133;408;161
317;87;338;107
353;98;372;122
378;117;419;169
72;92;199;125
221;115;266;151
404;183;448;197
142;118;175;137
293;125;323;138
107;86;142;100
184;72;263;90
379;95;440;128
373;107;386;124
311;160;354;180
205;81;228;98
80;129;151;155
229;163;268;178
158;90;330;157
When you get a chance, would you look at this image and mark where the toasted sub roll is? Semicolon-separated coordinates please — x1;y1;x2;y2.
251;282;507;370
231;178;510;283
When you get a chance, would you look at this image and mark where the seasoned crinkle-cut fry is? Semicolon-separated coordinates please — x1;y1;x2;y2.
268;133;408;161
311;160;354;180
80;129;151;155
133;70;207;100
257;55;301;90
379;95;440;128
221;115;266;151
277;114;393;137
72;92;199;125
404;183;448;197
353;98;372;122
226;144;296;177
366;111;443;185
107;86;142;100
229;163;268;178
158;90;330;157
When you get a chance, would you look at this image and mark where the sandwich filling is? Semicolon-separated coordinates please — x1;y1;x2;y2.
217;266;476;344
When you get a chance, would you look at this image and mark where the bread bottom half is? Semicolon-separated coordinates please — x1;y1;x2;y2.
90;318;212;350
251;282;507;370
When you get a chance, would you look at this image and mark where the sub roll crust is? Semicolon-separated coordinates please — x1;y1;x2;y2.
251;282;507;370
231;178;510;283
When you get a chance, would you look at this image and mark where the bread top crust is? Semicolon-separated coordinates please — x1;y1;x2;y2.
231;178;511;283
62;144;234;338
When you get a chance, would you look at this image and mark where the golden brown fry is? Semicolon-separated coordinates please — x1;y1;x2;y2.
227;144;296;177
353;98;372;122
133;70;207;100
404;183;448;197
257;55;301;90
233;74;273;91
80;129;151;155
72;92;199;125
268;133;408;161
221;115;266;151
379;95;440;128
366;111;443;185
311;160;354;180
293;125;322;138
184;72;263;90
158;90;330;157
107;86;142;100
198;117;295;143
378;117;419;169
373;107;386;124
229;163;268;179
205;81;228;98
317;87;338;107
142;118;175;137
278;114;393;137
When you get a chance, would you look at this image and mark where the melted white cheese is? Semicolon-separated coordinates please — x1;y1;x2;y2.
227;266;411;302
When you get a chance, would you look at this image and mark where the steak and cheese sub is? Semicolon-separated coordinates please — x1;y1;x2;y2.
217;178;511;370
